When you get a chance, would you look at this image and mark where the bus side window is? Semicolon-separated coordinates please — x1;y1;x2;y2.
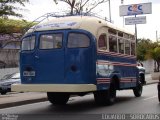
98;34;107;50
109;35;117;52
125;40;130;55
131;42;135;55
118;38;124;54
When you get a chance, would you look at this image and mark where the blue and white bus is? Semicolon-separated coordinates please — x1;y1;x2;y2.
12;15;143;105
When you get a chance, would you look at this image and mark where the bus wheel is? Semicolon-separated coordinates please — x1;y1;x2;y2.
1;91;7;95
133;81;143;97
158;91;160;102
94;81;116;105
140;74;146;85
107;80;117;105
47;92;70;105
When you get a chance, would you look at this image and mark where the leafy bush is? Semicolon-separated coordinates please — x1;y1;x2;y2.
137;39;160;72
0;18;35;34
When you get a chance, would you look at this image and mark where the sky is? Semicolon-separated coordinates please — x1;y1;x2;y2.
17;0;160;41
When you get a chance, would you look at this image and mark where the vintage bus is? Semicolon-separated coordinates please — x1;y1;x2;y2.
12;15;143;105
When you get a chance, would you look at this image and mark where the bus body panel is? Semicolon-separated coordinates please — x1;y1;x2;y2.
64;30;96;84
96;51;138;90
20;30;97;85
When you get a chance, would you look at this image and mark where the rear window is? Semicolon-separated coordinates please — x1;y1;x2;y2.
67;33;90;48
21;36;35;51
39;33;63;49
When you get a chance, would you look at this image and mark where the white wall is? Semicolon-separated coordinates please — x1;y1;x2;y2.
142;59;154;74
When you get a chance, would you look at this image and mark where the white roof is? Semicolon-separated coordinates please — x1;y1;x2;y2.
26;16;134;36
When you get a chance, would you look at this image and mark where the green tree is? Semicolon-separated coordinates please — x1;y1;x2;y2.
53;0;109;15
145;42;160;72
137;38;160;72
0;18;34;34
0;0;29;18
136;38;152;61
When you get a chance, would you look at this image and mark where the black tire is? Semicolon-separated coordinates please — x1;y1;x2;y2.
158;91;160;102
94;80;116;105
47;92;70;105
140;74;146;85
1;91;7;95
133;81;143;97
158;83;160;102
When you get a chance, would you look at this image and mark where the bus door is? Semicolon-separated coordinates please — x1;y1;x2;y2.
65;31;96;84
33;31;65;83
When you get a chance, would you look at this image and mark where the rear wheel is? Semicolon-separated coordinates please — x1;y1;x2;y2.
133;81;143;97
158;91;160;102
94;80;116;105
158;84;160;102
1;91;7;95
47;92;70;105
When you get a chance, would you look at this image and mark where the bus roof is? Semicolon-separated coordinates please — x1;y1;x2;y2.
26;16;134;36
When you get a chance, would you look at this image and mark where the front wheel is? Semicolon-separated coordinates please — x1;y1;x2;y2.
158;91;160;102
133;81;143;97
158;84;160;102
94;81;116;105
140;74;146;85
1;91;7;95
47;92;70;105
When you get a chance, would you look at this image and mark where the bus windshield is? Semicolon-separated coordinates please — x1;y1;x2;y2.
21;36;35;51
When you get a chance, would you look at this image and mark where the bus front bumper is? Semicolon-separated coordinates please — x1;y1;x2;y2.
11;84;97;93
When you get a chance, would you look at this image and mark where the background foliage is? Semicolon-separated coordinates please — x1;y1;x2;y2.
0;0;29;18
137;38;160;72
0;18;35;34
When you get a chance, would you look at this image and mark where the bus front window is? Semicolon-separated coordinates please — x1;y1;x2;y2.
21;36;35;51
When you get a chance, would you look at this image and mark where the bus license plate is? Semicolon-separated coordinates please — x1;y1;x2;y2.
23;71;35;76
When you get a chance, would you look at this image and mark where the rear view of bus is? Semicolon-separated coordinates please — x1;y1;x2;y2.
12;15;142;105
13;16;97;105
21;29;96;85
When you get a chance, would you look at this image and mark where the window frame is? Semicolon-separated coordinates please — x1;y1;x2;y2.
21;35;36;51
107;28;136;56
124;39;131;55
39;33;63;50
118;37;124;54
67;32;91;48
109;34;118;53
98;34;107;51
131;42;136;55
